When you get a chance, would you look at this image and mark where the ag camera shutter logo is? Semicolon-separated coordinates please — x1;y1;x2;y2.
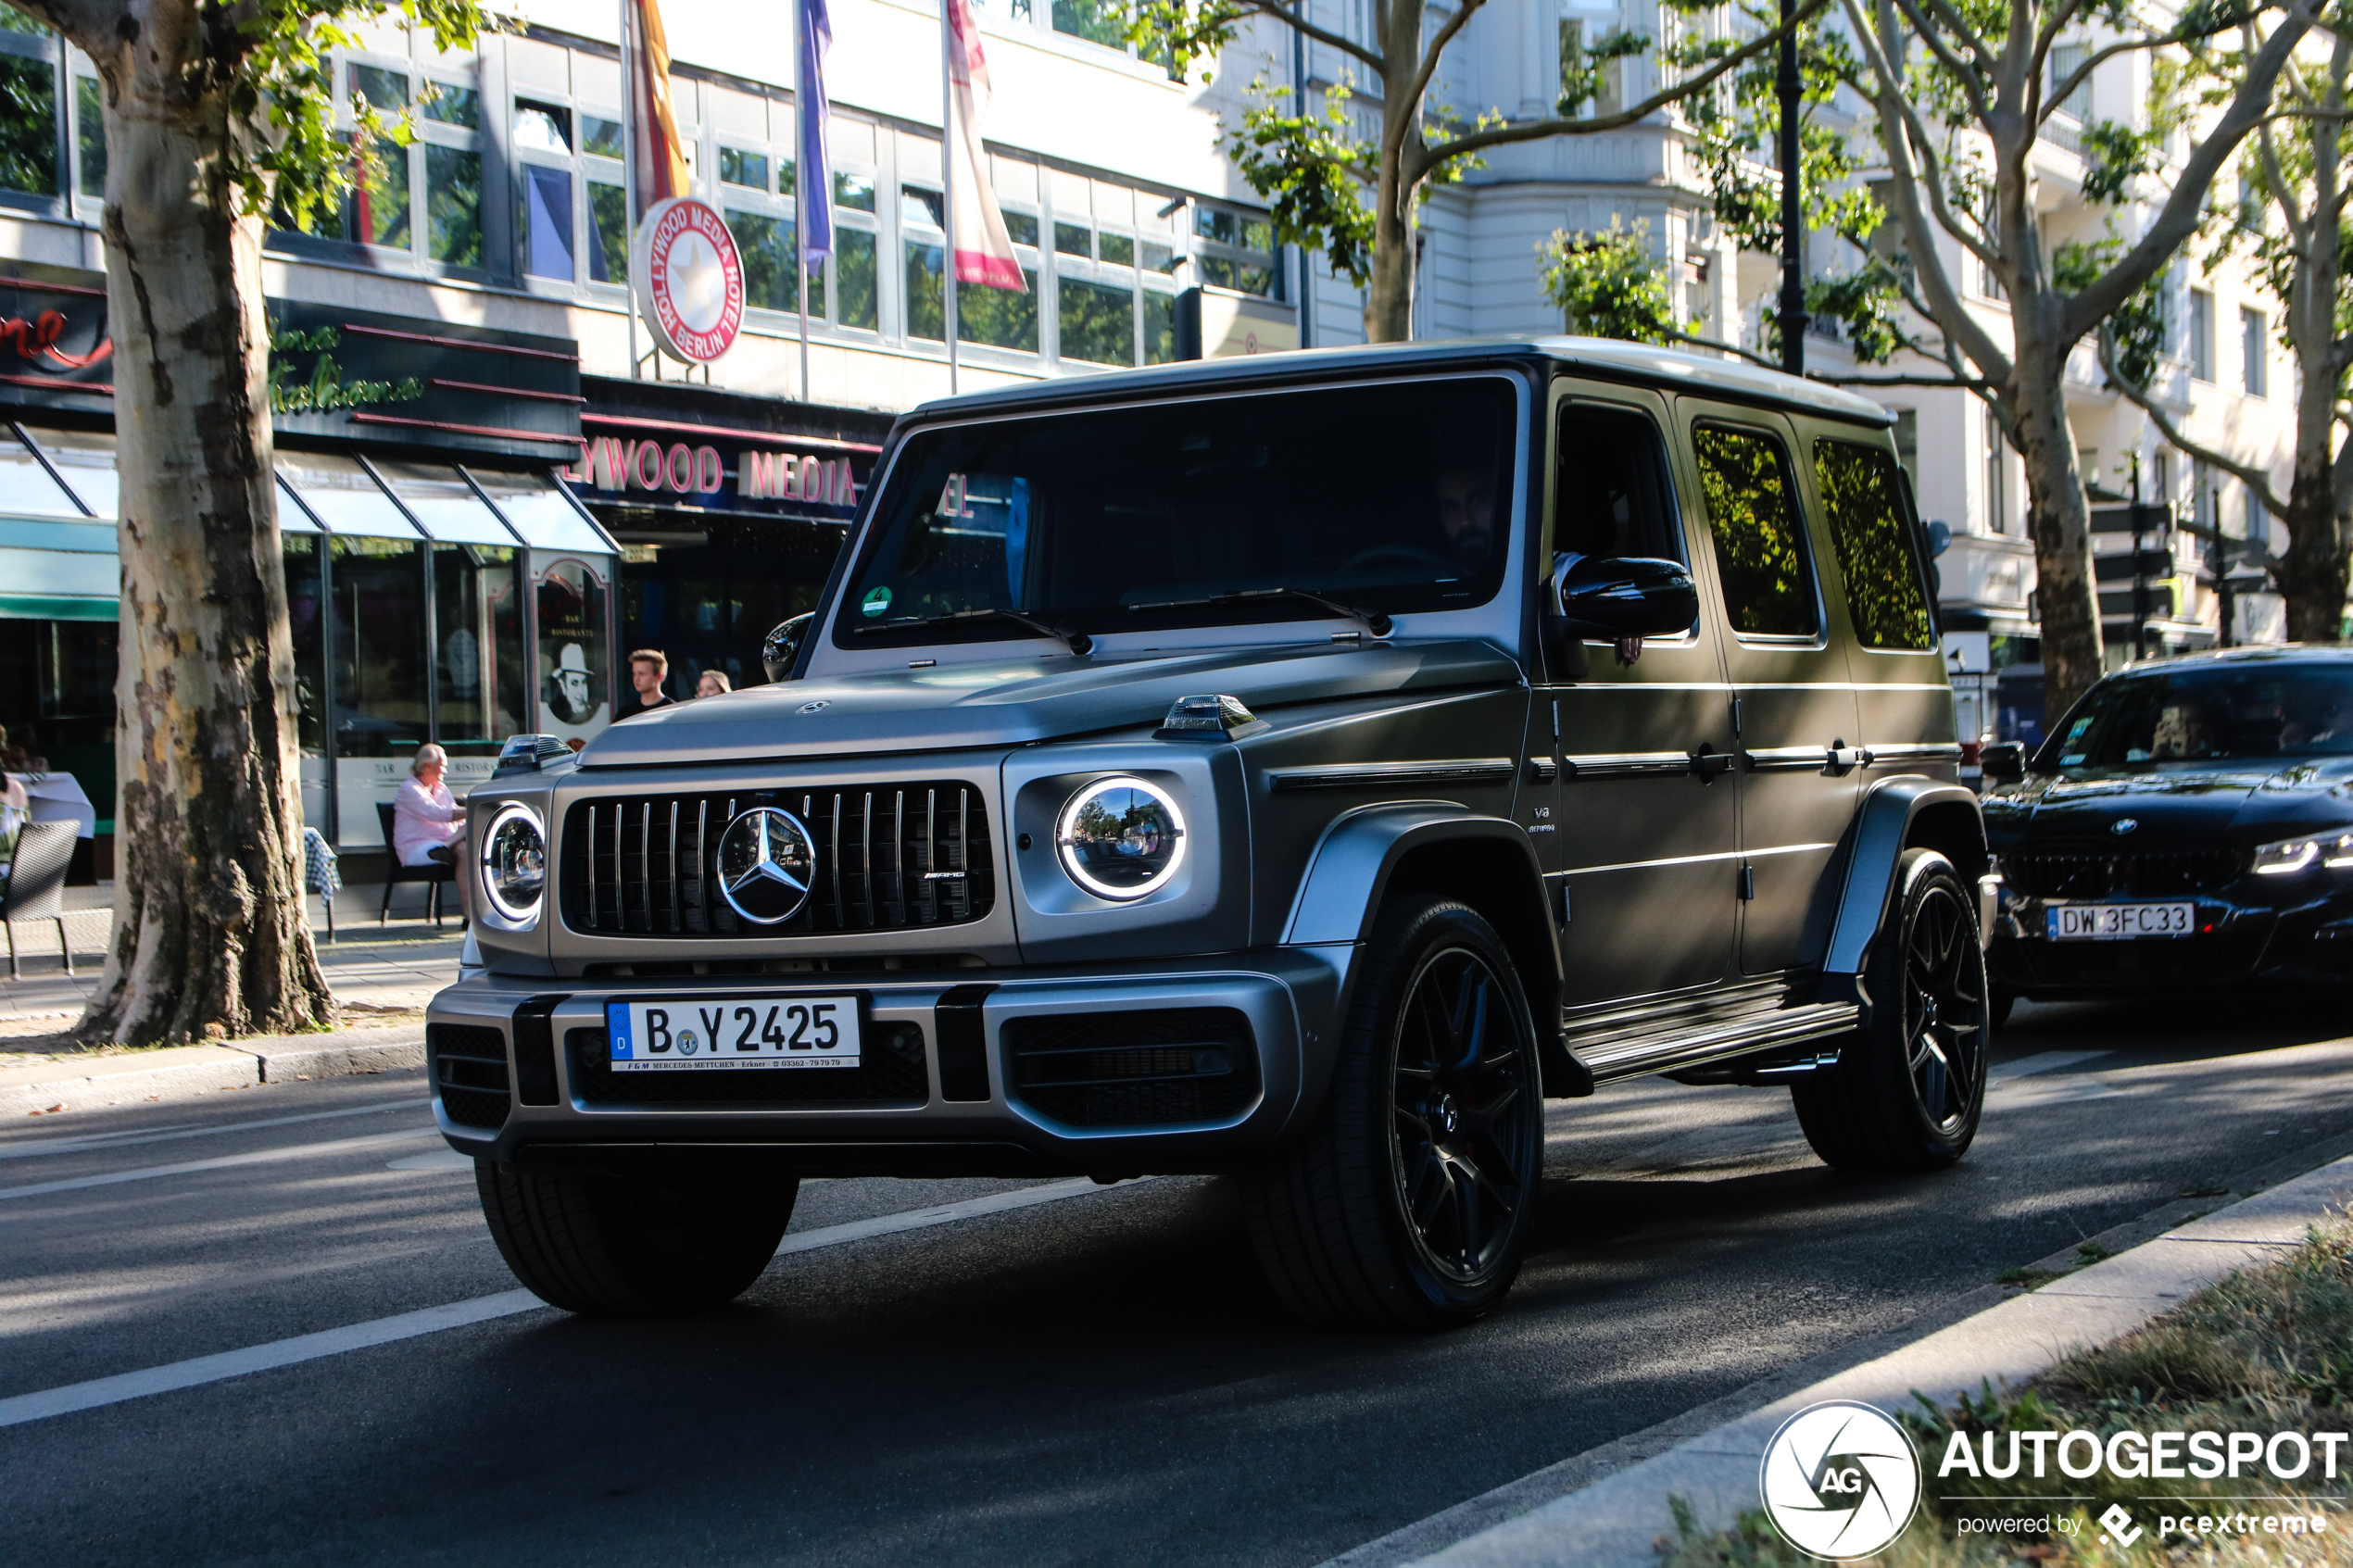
1759;1400;1923;1560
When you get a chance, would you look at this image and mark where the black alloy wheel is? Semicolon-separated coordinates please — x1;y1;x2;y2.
1241;896;1545;1329
1793;848;1988;1173
1904;873;1984;1135
1390;946;1538;1286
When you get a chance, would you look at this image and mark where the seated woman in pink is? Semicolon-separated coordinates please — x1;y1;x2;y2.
393;745;465;866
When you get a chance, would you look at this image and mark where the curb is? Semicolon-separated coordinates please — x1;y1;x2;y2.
0;1024;426;1115
1390;1153;2353;1568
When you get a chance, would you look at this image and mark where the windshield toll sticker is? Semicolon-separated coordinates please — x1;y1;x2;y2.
862;586;893;618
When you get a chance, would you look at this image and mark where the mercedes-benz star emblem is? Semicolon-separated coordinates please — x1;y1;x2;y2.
715;807;818;924
2111;818;2139;835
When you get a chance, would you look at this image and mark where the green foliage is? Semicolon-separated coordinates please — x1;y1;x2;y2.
1537;217;1675;344
1118;0;1249;81
0;52;56;197
1558;25;1647;116
1226;81;1379;287
2057;234;2164;391
232;0;487;232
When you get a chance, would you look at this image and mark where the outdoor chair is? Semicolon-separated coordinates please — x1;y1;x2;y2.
303;825;340;944
3;819;78;980
375;803;458;927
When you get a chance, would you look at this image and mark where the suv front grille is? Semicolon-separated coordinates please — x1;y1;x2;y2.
560;784;994;938
1004;1009;1259;1128
2003;844;2246;898
429;1023;510;1131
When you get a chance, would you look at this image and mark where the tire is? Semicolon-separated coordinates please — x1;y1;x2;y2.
476;1161;798;1315
1793;848;1988;1173
1239;896;1546;1329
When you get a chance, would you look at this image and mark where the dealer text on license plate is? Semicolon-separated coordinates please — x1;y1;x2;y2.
605;997;862;1070
2045;902;2196;941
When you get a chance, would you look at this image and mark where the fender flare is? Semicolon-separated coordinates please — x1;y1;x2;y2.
1281;801;1584;1098
1817;776;1989;1017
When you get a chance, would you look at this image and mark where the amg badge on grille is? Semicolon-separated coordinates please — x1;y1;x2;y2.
717;808;819;924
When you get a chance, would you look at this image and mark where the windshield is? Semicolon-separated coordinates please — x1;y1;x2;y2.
833;376;1517;649
2044;663;2353;771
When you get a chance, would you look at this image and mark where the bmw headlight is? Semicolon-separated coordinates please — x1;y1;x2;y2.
1055;776;1186;901
2253;830;2353;876
479;803;547;922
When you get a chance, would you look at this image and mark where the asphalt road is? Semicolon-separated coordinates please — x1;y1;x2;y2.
5;994;2350;1568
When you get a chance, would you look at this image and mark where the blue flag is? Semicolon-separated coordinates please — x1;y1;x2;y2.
799;0;834;262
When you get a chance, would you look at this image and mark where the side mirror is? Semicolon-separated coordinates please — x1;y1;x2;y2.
762;612;814;684
1981;742;2027;781
1552;555;1699;640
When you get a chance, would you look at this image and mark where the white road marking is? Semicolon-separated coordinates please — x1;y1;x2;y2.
0;1176;1124;1428
384;1149;475;1173
1989;1050;2108;1084
0;1098;423;1161
0;1126;440;1201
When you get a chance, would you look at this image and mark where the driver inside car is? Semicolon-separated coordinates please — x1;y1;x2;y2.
1436;469;1497;570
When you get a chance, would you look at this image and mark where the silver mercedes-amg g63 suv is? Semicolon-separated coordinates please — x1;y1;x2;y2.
431;337;1988;1329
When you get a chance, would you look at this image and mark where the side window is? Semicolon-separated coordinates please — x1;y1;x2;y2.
1692;423;1819;639
1554;406;1682;566
1814;438;1935;651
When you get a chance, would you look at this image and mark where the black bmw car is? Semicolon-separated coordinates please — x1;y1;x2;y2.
1983;646;2353;1015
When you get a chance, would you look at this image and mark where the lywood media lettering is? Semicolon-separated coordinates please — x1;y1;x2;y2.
1939;1426;2353;1482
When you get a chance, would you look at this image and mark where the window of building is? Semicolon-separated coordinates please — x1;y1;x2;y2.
1556;18;1623;118
2189;287;2215;381
901;182;1039;352
1815;439;1934;650
73;71;102;197
1692;424;1819;639
2241;306;2267;396
2046;41;2089;123
1194;204;1278;297
1982;404;2007;533
0;6;56;200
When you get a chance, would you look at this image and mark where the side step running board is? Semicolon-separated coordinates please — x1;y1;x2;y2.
1574;1000;1861;1083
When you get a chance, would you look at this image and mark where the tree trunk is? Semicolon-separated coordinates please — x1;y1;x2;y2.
2276;55;2347;647
74;28;333;1044
2009;339;2106;721
1364;161;1415;342
2276;482;2349;644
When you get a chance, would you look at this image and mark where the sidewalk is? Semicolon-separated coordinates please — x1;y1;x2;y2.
3;882;462;1038
1362;1148;2353;1568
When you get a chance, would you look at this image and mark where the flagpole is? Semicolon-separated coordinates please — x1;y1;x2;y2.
796;67;811;404
620;0;641;380
939;0;959;396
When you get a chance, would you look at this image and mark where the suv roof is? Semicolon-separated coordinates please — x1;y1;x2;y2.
911;335;1896;430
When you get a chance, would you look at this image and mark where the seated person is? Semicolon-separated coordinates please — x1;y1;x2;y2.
393;744;465;867
2149;703;2213;760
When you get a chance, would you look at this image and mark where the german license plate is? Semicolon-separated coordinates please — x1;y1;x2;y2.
605;997;862;1070
2045;903;2195;941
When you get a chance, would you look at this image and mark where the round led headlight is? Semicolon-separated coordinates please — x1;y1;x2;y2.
478;803;547;923
1055;776;1187;901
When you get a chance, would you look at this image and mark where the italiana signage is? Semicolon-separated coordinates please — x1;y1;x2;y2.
0;272;585;462
633;198;746;364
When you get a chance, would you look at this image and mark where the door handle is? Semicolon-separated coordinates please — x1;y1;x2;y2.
1825;741;1864;774
1690;746;1734;781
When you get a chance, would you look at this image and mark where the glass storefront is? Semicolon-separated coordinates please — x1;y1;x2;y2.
1;422;617;851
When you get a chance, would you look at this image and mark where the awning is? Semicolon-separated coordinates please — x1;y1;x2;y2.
0;424;614;620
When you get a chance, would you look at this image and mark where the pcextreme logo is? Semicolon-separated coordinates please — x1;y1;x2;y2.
1759;1400;1924;1560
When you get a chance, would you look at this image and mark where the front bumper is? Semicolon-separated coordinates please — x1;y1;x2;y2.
423;949;1342;1174
1989;882;2353;992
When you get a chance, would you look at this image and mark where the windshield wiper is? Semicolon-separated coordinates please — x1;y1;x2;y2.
850;607;1093;657
1126;586;1393;639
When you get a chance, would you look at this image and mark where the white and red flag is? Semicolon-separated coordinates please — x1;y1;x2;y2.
944;0;1026;292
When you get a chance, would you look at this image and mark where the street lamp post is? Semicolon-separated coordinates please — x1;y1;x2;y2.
1778;0;1806;376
